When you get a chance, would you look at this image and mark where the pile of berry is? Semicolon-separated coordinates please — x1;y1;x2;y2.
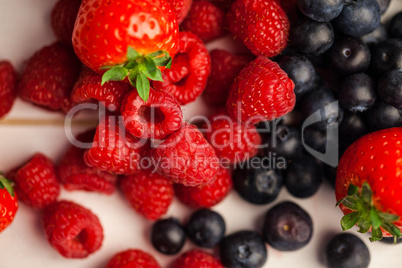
0;0;401;267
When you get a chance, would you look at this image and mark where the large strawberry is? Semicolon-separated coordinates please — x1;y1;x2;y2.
72;0;179;101
336;127;402;243
0;175;18;233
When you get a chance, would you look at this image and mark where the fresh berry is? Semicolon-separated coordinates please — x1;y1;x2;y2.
0;176;18;233
226;56;295;124
106;249;161;268
153;32;211;105
377;69;402;110
166;0;193;24
209;0;234;12
336;128;402;242
174;166;232;208
151;218;186;255
202;49;252;107
120;87;183;140
150;123;219;186
325;233;370;268
18;42;80;112
173;249;224;268
370;39;402;76
186;208;226;248
51;0;82;44
389;11;402;38
227;0;289;57
120;169;174;220
297;0;344;22
0;61;18;118
181;0;226;43
339;112;368;144
262;201;313;251
365;102;402;130
8;153;60;210
220;230;267;268
42;200;103;258
360;24;387;49
263;124;303;159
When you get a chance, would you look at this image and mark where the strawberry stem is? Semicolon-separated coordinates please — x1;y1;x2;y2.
0;174;15;197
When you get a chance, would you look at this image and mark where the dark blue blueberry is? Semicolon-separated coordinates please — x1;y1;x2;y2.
303;126;328;154
376;0;391;14
370;39;402;76
323;164;337;188
297;0;344;22
327;36;371;75
290;16;334;55
151;218;186;255
365;102;402;130
333;0;380;37
326;233;370;268
220;231;267;268
377;69;402;110
360;24;387;49
339;73;376;112
340;112;368;143
389;12;402;38
186;209;225;248
262;201;313;251
263;124;303;159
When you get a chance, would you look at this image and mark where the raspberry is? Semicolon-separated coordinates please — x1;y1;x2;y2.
18;42;81;112
202;49;252;107
172;249;224;268
208;0;234;11
226;56;295;124
72;66;130;111
0;61;18;118
227;0;290;57
153;32;211;105
150;123;219;186
182;0;226;43
174;166;232;208
42;200;103;258
121;88;183;140
106;249;161;268
166;0;193;24
120;169;174;220
58;130;117;195
8;153;60;210
51;0;82;45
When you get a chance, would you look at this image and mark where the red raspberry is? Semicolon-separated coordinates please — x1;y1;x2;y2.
174;166;232;208
42;200;103;258
58;130;117;195
226;56;295;124
18;42;81;113
150;123;219;187
153;32;211;105
8;153;60;210
227;0;290;57
84;118;148;175
182;0;226;43
166;0;193;24
208;0;234;11
121;88;183;140
0;61;18;118
120;169;174;220
173;249;224;268
51;0;82;45
202;49;252;107
72;66;130;111
106;249;161;268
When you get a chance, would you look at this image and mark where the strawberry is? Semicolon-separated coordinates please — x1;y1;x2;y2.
51;0;82;45
166;0;193;24
72;0;179;101
336;127;402;243
0;61;18;118
0;175;18;233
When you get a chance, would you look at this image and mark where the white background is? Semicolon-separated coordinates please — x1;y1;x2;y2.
0;0;401;267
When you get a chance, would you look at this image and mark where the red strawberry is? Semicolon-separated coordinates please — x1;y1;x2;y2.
173;249;224;268
0;61;18;118
226;56;295;124
336;127;402;242
121;88;183;140
202;49;252;107
181;0;226;43
18;42;81;113
153;32;211;105
106;249;161;268
0;176;18;233
42;200;103;258
51;0;82;44
150;123;219;186
120;169;174;220
166;0;193;24
174;166;232;208
227;0;289;57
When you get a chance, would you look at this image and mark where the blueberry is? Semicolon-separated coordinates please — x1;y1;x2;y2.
377;69;402;110
376;0;391;14
327;36;371;75
370;39;402;76
389;12;402;39
186;209;225;248
365;102;402;130
339;73;376;112
360;24;387;49
379;236;402;244
151;218;186;255
323;164;337;188
333;0;380;37
303;126;328;153
262;201;313;251
220;231;267;268
326;233;370;268
232;157;283;205
297;0;344;22
290;16;334;55
339;112;368;143
263;125;303;159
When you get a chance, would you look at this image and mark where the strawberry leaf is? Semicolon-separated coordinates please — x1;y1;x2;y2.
0;175;15;197
361;182;372;205
370;227;383;242
136;73;150;102
378;212;400;222
127;47;140;61
370;209;381;229
148;50;165;58
347;184;359;196
341;212;361;231
101;67;129;85
153;50;172;68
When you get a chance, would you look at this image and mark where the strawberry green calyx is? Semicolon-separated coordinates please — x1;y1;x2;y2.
0;174;15;197
101;47;172;102
336;182;402;244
